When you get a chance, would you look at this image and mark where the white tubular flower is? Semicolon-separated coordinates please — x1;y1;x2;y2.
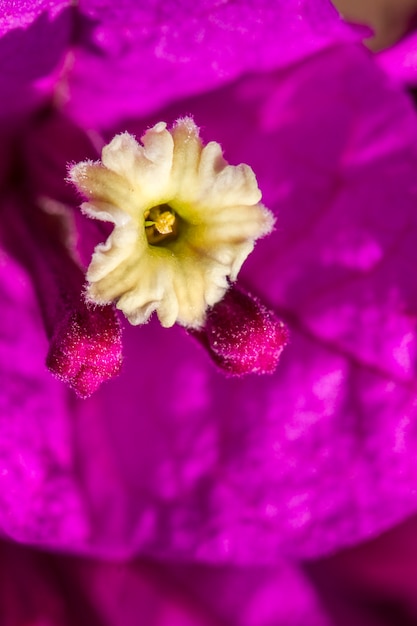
69;118;274;329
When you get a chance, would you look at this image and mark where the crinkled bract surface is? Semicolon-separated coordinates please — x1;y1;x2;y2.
3;41;417;567
5;1;417;624
0;1;71;122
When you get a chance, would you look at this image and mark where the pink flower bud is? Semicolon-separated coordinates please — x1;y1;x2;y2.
191;286;288;376
46;303;123;398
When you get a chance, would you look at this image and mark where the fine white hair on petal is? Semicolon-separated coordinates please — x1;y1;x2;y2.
81;200;131;226
86;224;139;283
101;126;175;204
69;119;275;329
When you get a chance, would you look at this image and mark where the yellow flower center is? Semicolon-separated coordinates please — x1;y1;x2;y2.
144;204;179;245
69;118;274;329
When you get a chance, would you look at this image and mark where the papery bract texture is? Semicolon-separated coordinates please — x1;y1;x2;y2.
0;188;123;399
0;0;69;33
5;40;417;569
0;112;124;399
0;1;72;122
64;0;359;127
0;249;88;545
0;539;332;626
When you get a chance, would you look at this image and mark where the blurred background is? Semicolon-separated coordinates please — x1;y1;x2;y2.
332;0;417;49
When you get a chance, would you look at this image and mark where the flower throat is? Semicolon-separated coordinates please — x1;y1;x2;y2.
144;204;179;245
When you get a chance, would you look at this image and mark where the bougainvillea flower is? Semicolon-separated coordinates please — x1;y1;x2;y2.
4;0;417;624
69;118;274;328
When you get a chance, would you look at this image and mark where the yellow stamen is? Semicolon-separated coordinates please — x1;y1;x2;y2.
144;205;178;244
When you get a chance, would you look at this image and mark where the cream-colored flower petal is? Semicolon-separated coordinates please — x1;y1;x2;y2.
101;133;142;180
125;300;161;326
203;205;272;239
172;260;209;328
228;242;255;280
154;286;180;328
70;161;138;214
101;124;175;202
209;163;262;206
198;140;225;177
116;255;176;326
81;200;131;226
117;283;166;326
170;118;203;201
70;119;275;329
197;143;261;207
87;225;143;285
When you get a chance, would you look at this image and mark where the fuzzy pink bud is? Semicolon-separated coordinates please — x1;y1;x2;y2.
191;286;288;376
46;303;123;398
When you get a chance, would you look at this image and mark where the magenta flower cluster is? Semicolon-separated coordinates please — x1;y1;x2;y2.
3;0;417;624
